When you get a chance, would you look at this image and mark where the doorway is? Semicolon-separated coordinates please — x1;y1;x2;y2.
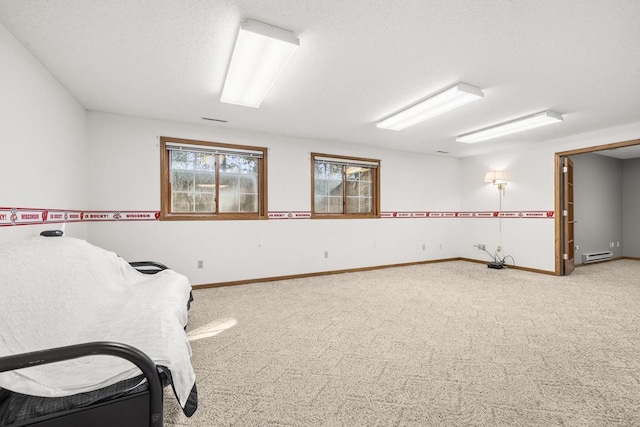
555;138;640;275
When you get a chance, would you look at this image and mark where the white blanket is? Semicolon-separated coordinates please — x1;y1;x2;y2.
0;237;195;407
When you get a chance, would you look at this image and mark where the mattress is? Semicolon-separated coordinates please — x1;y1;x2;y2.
0;237;195;408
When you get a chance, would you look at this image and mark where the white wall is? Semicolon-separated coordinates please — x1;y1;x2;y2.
87;112;461;284
458;122;640;272
571;153;623;262
0;22;88;242
623;157;640;257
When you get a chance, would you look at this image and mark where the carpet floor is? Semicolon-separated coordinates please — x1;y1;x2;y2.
164;259;640;426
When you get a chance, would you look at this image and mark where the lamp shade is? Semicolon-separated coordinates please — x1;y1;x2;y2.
484;171;506;183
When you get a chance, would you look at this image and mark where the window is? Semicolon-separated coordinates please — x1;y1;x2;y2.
311;153;380;218
160;137;267;220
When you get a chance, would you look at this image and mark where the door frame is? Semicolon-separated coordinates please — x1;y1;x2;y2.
555;138;640;275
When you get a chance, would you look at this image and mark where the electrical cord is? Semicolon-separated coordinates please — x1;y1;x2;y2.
503;255;516;267
480;247;497;262
475;245;516;269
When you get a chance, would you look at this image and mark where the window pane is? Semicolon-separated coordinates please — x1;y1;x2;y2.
171;151;214;213
172;171;194;192
346;197;359;213
314;196;328;213
360;181;372;197
241;158;259;174
239;194;258;212
195;153;215;171
346;181;359;197
314;161;344;214
329;180;343;196
172;192;193;213
194;192;216;213
220;154;259;173
329;164;342;179
313;180;327;196
360;168;372;181
219;154;240;173
329;196;343;213
219;173;238;193
171;151;196;170
219;194;238;212
219;153;259;213
346;167;360;180
361;197;372;213
315;162;327;179
346;196;373;214
194;171;215;192
171;151;186;170
238;175;258;193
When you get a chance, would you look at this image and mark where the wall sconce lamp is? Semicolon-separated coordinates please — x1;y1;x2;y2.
485;171;507;196
486;171;507;236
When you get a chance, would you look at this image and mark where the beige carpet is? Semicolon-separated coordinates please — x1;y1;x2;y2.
165;260;640;426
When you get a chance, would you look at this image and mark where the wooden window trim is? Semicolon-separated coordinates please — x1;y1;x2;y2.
160;136;268;221
310;152;381;219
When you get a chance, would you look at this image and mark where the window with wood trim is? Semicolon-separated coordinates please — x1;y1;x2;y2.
311;153;380;218
160;137;267;220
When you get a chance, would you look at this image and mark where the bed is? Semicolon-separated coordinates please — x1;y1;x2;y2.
0;235;197;426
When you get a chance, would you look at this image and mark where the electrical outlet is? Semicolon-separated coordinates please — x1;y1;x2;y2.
617;241;620;247
324;251;329;259
439;243;442;250
422;244;426;250
497;245;502;252
481;244;486;251
197;260;204;269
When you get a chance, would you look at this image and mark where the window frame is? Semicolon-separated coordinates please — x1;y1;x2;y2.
310;152;380;219
160;136;268;221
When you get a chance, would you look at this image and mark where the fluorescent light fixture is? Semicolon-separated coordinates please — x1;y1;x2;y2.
376;83;484;131
457;110;563;143
221;19;299;108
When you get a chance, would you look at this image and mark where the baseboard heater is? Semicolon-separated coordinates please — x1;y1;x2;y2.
582;251;613;264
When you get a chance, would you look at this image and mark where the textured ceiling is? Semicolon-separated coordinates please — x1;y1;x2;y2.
1;0;639;157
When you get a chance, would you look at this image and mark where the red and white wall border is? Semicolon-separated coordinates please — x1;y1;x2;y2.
269;210;555;219
268;211;312;220
0;207;160;227
1;207;554;227
379;210;554;219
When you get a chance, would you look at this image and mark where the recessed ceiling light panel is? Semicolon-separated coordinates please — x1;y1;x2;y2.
457;110;564;143
221;19;299;108
377;83;484;131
